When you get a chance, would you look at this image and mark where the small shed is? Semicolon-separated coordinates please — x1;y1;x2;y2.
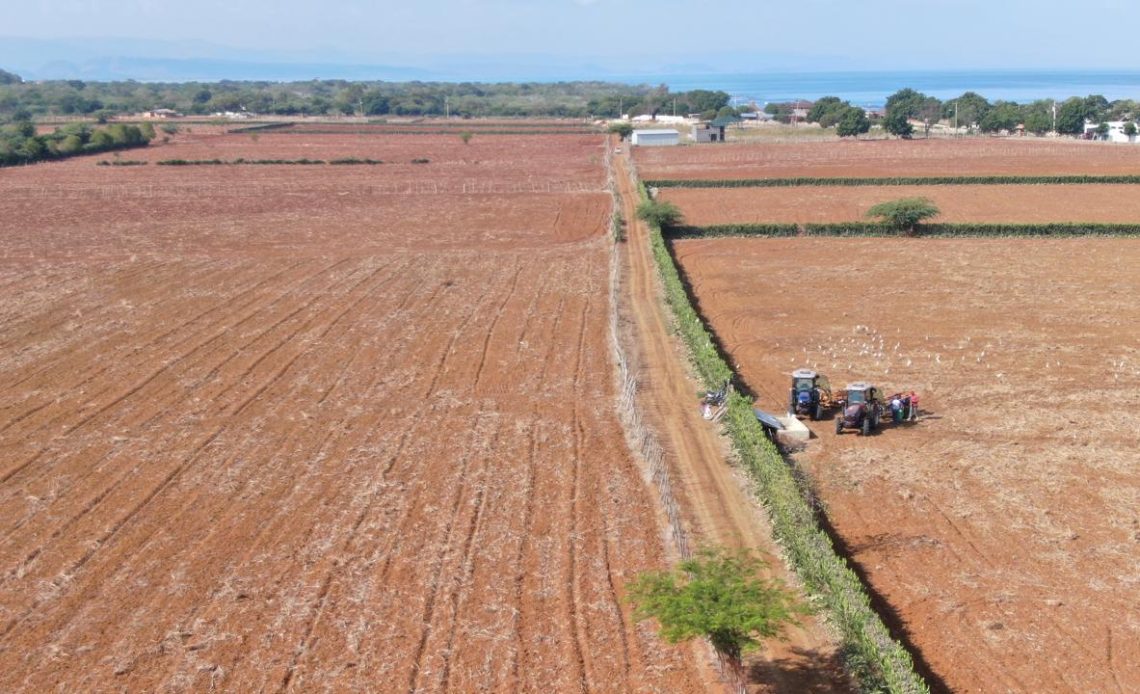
692;115;741;143
631;129;680;147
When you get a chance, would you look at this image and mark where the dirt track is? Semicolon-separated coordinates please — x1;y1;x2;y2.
613;153;848;692
0;130;708;692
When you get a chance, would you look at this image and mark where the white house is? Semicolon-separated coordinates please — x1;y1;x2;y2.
1084;120;1138;143
631;129;680;146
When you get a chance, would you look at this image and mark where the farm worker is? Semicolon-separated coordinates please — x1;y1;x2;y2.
890;397;903;423
909;392;919;420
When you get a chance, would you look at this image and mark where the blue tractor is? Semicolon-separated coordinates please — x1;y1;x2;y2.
788;368;834;421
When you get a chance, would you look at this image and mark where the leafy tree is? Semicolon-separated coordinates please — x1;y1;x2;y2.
944;91;991;129
1023;110;1052;135
866;197;940;235
884;110;914;138
459;131;473;144
1124;121;1137;137
682;89;730;114
1084;94;1110;122
807;96;842;122
1094;121;1110;138
627;547;805;689
636;198;683;228
1055;97;1089;135
835;106;870;138
607;121;633;140
978;101;1023;134
917;96;943;135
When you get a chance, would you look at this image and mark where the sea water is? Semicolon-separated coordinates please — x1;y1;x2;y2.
609;69;1140;108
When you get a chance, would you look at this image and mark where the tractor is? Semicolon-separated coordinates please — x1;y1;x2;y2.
788;368;834;421
834;382;885;436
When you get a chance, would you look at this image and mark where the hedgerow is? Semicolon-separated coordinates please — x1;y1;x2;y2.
803;222;1140;237
639;180;929;693
665;223;798;238
668;222;1140;238
645;175;1140;188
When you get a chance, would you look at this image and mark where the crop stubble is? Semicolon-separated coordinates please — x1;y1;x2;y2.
673;237;1140;692
0;130;705;691
635;137;1140;180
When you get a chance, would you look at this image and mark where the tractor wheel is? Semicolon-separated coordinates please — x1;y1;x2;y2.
835;418;843;435
861;417;871;436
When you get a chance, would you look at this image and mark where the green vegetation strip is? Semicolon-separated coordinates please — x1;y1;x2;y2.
226;122;296;133
646;175;1140;188
665;223;1140;238
641;180;929;693
156;158;384;166
272;128;596;136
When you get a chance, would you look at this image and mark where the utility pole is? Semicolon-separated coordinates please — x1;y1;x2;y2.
445;95;450;119
953;100;958;135
1052;100;1057;136
619;97;623;119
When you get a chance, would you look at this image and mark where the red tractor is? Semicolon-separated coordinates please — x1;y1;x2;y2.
835;383;918;435
835;382;885;436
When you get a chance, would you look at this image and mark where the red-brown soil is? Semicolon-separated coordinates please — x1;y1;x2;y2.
661;184;1140;225
635;138;1140;180
613;153;848;692
672;237;1140;693
0;130;707;691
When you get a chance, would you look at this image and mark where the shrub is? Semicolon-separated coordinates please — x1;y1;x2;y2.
636;198;683;229
865;197;940;234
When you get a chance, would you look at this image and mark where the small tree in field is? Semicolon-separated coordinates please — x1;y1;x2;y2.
608;121;633;140
866;197;940;235
627;547;806;692
636;198;682;229
459;131;473;144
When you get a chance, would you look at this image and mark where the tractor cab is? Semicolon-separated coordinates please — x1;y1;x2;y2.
836;382;884;435
789;368;833;420
844;382;880;405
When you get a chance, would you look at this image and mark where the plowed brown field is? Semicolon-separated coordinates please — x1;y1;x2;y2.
0;129;707;691
635;137;1140;180
672;237;1140;693
660;184;1140;225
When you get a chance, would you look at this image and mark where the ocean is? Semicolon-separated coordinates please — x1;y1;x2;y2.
609;70;1140;108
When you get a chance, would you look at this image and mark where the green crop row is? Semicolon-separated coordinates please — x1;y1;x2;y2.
665;223;798;238
802;222;1140;237
640;181;929;693
669;222;1140;238
270;128;596;136
225;122;296;133
155;158;385;166
96;160;148;166
646;175;1140;188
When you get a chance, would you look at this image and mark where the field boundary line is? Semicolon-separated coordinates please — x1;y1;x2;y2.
603;141;690;561
646;174;1140;188
636;177;931;693
665;222;1140;238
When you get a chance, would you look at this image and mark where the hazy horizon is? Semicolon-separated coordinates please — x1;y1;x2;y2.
2;0;1137;82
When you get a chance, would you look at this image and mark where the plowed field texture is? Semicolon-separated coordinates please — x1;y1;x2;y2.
634;137;1140;180
0;127;709;691
673;237;1140;692
660;184;1140;225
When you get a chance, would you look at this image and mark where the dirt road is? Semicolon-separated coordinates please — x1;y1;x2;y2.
612;152;849;692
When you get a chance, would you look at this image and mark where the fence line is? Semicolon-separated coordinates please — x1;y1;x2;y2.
603;139;690;560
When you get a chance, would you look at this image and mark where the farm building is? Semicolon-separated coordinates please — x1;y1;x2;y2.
631;129;680;146
1084;120;1138;143
692;115;742;143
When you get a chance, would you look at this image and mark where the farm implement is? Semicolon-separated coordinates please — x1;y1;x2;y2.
835;382;918;435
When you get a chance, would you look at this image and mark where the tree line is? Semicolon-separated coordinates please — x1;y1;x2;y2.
787;87;1139;137
0;69;732;120
0;120;155;166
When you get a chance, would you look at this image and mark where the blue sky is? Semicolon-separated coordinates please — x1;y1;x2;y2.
3;0;1136;73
